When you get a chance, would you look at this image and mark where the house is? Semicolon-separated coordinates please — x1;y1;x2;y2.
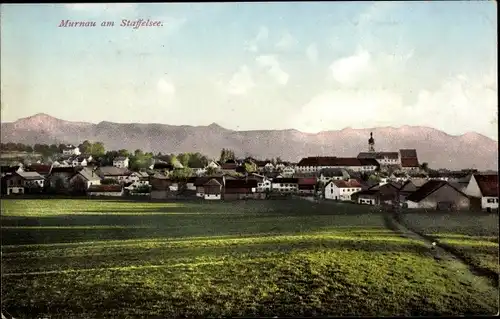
150;174;174;200
318;168;349;184
113;156;129;168
0;165;24;177
48;167;81;193
4;171;45;195
190;163;206;176
220;161;239;174
464;174;499;212
69;167;101;193
357;152;400;166
224;179;259;200
368;181;402;205
281;165;295;177
96;166;131;183
68;156;87;167
62;145;81;156
194;176;225;199
297;177;317;196
399;149;420;171
324;179;362;201
252;174;272;193
127;171;150;185
399;178;428;202
206;161;221;170
152;161;174;172
193;177;224;200
296;157;379;173
405;180;470;210
352;189;380;205
271;177;299;193
24;164;52;177
87;184;123;197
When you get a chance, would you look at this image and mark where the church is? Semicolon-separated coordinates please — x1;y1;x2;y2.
357;132;420;171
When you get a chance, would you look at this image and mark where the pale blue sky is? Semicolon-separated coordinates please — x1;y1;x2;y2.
1;2;497;139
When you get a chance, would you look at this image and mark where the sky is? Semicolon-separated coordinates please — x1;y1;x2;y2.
1;2;498;140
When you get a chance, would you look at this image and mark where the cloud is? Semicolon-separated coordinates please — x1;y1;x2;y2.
227;65;255;95
329;49;372;86
290;72;498;140
306;43;318;64
256;55;289;86
275;32;298;50
245;26;269;52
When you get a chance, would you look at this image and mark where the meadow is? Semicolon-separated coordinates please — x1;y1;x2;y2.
399;211;499;277
1;199;498;318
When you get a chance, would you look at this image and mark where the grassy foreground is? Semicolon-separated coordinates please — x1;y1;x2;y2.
400;211;499;276
1;199;498;318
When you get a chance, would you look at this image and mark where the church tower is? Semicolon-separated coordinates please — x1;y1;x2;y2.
368;132;375;152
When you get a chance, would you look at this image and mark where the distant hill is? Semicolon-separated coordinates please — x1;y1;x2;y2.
1;113;498;170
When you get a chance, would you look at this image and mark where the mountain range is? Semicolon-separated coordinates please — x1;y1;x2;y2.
1;113;498;170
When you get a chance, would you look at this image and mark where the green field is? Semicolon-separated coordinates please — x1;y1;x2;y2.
400;211;499;276
1;199;498;318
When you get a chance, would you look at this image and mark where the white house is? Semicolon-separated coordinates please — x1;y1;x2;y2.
264;162;275;172
464;174;499;211
62;146;81;156
281;166;295;177
257;179;272;192
271;178;298;193
205;161;221;171
324;179;362;201
318;168;349;184
113;157;129;168
357;152;401;166
296;157;379;174
126;171;150;185
69;157;87;167
69;167;101;190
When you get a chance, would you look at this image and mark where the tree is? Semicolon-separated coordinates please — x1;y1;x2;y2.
134;149;143;157
188;152;208;168
220;148;235;163
170;168;193;181
206;166;217;176
177;153;190;167
90;142;105;156
78;140;93;154
117;149;129;157
244;162;257;174
420;162;429;172
25;145;33;153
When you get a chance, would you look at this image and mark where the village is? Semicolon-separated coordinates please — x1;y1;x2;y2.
1;132;498;213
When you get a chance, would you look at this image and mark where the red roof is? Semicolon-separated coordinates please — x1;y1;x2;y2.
400;149;418;158
298;157;378;167
474;174;498;197
26;164;52;175
332;179;362;188
298;177;317;185
401;158;419;167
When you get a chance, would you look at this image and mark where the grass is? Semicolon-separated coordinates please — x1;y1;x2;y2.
1;199;499;318
400;211;499;276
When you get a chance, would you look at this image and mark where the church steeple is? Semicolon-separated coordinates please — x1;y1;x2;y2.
368;132;375;152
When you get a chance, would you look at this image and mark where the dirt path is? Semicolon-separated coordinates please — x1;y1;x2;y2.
385;214;499;295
